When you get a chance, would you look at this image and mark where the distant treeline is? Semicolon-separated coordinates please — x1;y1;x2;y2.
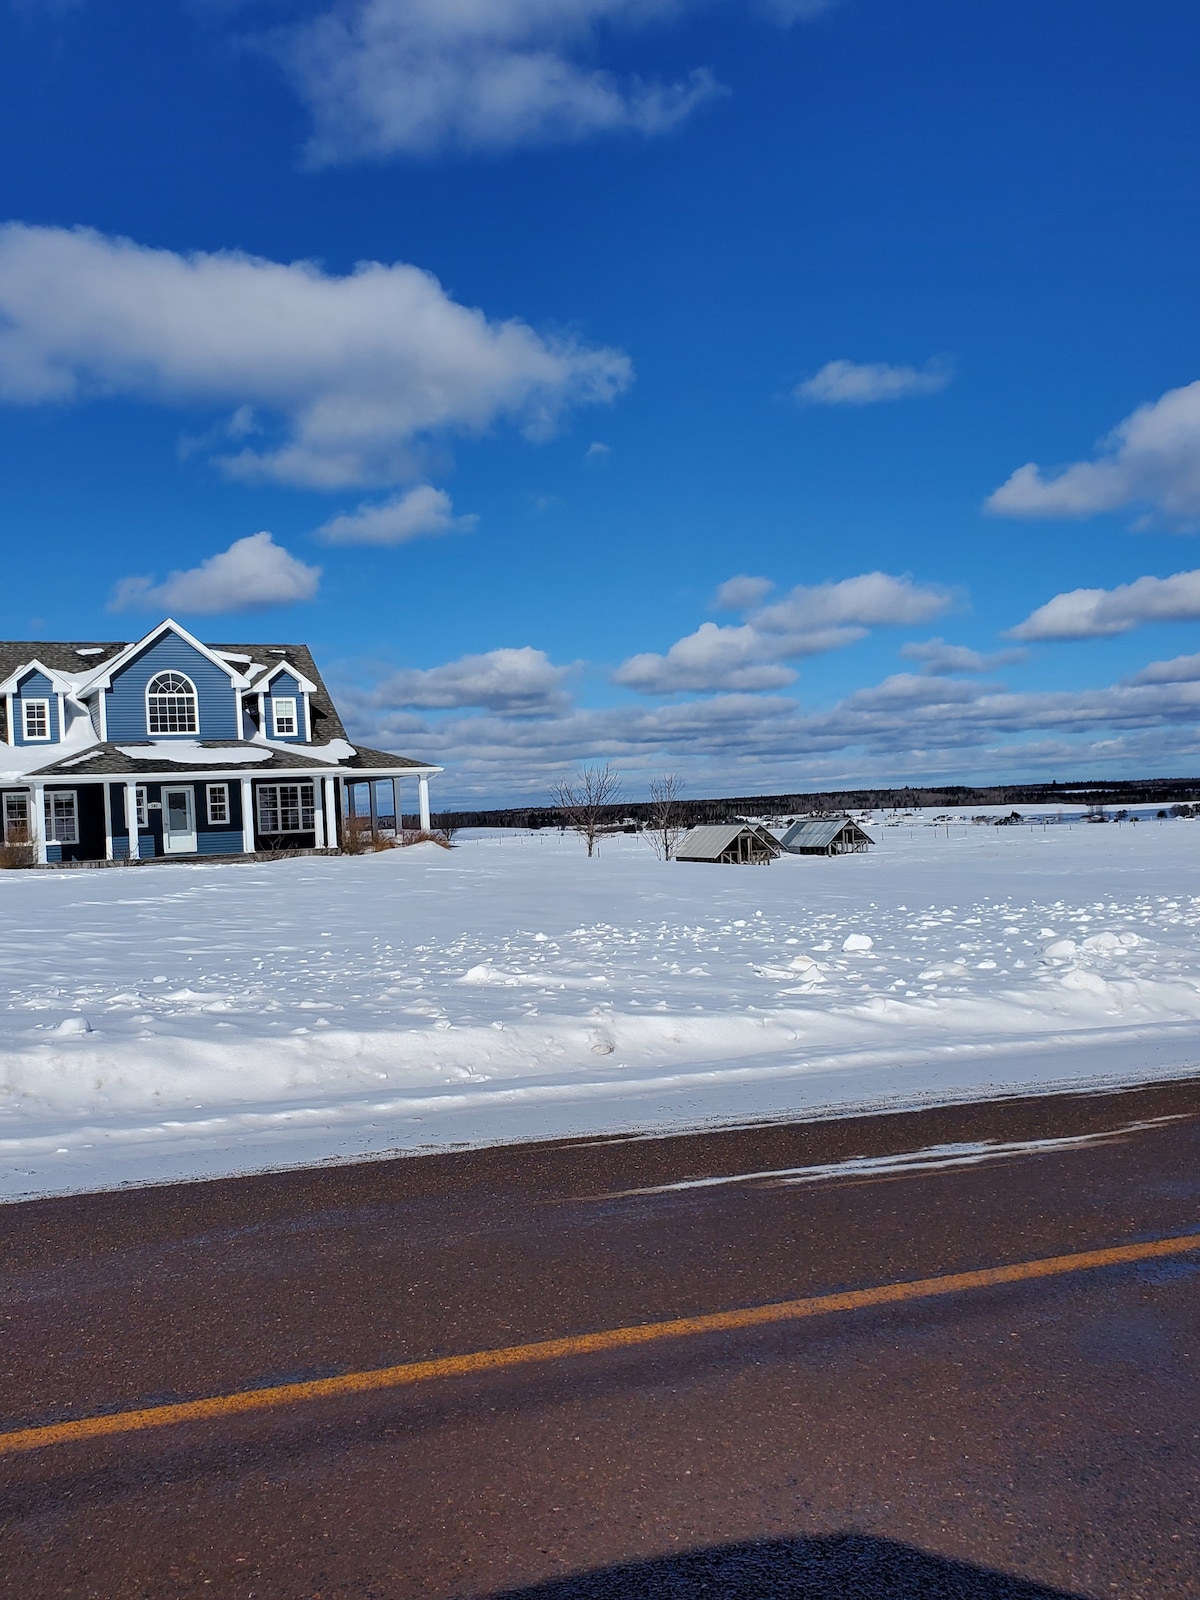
429;775;1200;833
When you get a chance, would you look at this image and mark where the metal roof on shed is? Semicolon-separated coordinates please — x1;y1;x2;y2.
780;818;872;850
676;823;779;860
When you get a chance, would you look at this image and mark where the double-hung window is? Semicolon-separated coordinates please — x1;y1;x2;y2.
206;783;229;825
21;699;50;741
257;783;315;834
271;697;298;738
135;786;147;830
3;792;30;843
44;790;78;845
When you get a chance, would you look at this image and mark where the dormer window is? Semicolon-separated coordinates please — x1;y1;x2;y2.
272;697;298;737
22;698;50;740
146;672;198;735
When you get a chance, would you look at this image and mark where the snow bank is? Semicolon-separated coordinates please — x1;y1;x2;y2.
2;821;1199;1198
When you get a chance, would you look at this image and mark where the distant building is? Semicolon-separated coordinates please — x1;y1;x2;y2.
779;818;873;856
675;823;781;865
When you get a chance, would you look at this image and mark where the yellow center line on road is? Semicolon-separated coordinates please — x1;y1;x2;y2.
3;1230;1198;1457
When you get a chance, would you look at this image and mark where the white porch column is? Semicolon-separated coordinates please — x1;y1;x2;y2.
102;783;114;861
124;781;140;861
312;776;326;849
241;777;255;854
323;776;338;849
418;774;431;833
30;783;47;865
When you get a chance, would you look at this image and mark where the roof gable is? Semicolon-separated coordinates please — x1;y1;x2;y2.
80;619;251;692
0;658;77;696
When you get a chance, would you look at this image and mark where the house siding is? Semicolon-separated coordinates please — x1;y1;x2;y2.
265;672;306;740
13;670;59;745
108;779;243;858
110;781;157;858
105;633;239;741
196;830;244;855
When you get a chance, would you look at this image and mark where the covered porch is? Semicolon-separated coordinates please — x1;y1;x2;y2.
1;765;437;864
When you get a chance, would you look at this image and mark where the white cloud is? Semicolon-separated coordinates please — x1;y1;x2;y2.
263;0;724;165
1008;570;1200;642
753;571;952;632
316;484;475;545
614;571;951;694
1128;652;1200;686
109;532;321;615
366;647;571;713
0;223;631;489
714;573;773;610
795;357;952;406
348;653;1200;803
584;440;611;461
986;380;1200;523
900;638;1026;675
614;622;810;694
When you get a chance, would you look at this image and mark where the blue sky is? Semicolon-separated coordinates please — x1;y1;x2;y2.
2;0;1200;802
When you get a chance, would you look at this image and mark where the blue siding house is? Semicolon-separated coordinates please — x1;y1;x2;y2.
0;619;440;865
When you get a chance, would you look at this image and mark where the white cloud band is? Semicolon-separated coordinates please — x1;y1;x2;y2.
1008;569;1200;641
987;380;1200;523
795;357;952;406
0;223;632;489
316;485;476;545
614;572;952;694
110;533;321;615
265;0;723;164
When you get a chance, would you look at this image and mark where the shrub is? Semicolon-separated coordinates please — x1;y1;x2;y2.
0;819;36;870
340;813;400;853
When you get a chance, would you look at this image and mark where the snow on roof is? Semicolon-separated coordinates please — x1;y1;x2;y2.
115;741;274;766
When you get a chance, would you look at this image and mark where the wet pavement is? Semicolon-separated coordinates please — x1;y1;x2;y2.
2;1077;1199;1598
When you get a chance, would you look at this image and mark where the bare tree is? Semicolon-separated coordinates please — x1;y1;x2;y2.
553;763;621;857
645;772;685;861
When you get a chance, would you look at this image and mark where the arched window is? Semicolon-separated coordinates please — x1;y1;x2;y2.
146;672;198;735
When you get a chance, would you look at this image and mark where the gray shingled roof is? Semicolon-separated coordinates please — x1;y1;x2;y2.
0;637;438;773
211;641;348;742
0;638;348;744
24;741;435;778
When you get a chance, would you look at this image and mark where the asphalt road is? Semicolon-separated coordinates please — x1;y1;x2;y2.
2;1077;1199;1599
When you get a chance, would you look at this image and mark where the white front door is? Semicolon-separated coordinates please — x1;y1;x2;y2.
162;787;197;854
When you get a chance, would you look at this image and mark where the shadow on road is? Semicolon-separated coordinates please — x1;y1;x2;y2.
484;1532;1088;1599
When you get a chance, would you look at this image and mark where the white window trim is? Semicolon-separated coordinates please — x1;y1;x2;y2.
3;791;30;843
206;783;230;826
257;782;317;834
44;789;79;846
21;698;51;741
145;671;199;737
135;785;147;830
272;697;298;738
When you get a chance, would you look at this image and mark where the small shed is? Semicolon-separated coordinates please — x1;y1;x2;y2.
779;818;873;856
675;823;781;865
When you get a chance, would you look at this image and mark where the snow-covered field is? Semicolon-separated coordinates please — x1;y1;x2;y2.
3;816;1200;1200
